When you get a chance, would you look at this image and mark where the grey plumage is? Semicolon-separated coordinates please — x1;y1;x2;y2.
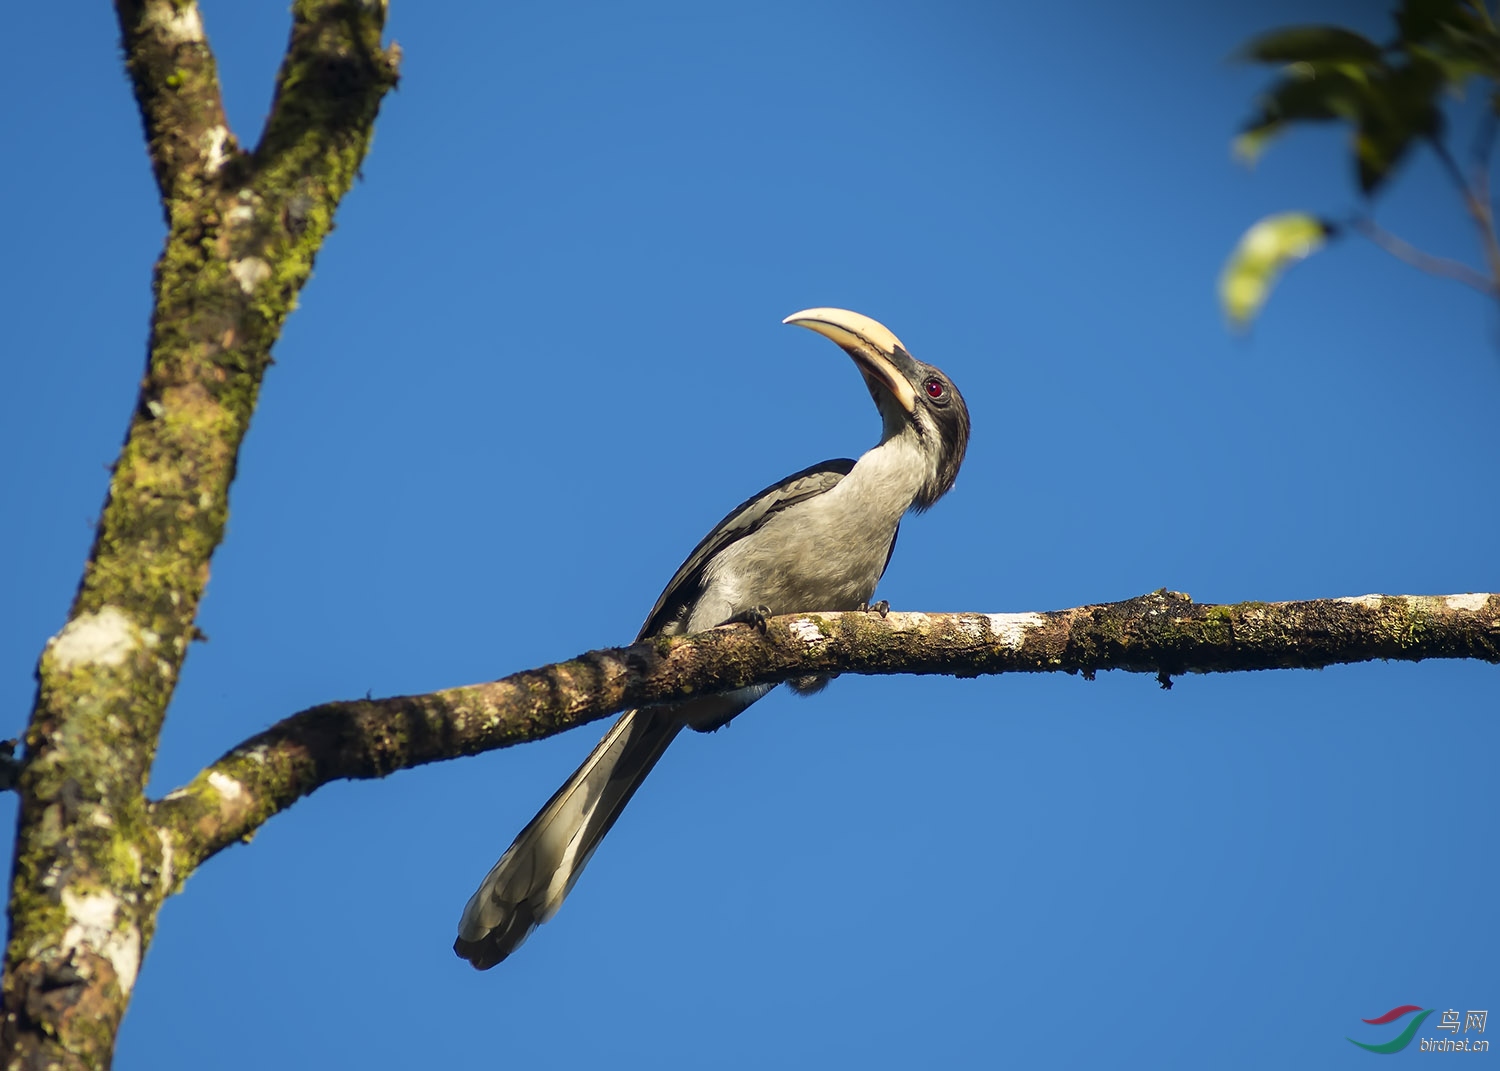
639;460;860;640
454;308;970;969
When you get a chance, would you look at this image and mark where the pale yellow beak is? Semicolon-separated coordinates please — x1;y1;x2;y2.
782;307;918;414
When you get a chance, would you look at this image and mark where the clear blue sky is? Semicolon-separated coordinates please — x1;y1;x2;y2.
2;2;1495;1067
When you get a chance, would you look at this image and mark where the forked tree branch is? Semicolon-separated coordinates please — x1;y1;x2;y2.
150;590;1500;879
1353;218;1498;296
1;4;398;1069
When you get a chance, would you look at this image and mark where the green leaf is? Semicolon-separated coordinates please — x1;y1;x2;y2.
1239;25;1385;65
1255;66;1372;123
1347;59;1444;194
1407;41;1492;87
1418;26;1500;84
1234;66;1376;165
1396;0;1500;82
1219;213;1333;328
1232;123;1282;166
1396;0;1472;44
1355;122;1419;193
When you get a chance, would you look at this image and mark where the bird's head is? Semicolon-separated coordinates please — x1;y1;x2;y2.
783;307;970;510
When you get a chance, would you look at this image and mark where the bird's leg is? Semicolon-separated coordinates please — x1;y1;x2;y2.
858;599;890;617
722;605;773;633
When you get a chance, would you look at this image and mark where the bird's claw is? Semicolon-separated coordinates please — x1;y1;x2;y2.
724;605;772;633
859;599;890;618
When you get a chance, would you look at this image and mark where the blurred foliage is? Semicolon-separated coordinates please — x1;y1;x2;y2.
1222;0;1500;328
1220;213;1334;325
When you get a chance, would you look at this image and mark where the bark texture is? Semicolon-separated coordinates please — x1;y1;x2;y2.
150;590;1499;876
8;6;1500;1071
1;3;397;1068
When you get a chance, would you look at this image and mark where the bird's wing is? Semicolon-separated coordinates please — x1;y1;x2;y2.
637;458;856;639
880;521;900;584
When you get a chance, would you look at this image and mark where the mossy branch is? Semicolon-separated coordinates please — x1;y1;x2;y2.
152;590;1499;877
1;4;398;1069
115;0;233;214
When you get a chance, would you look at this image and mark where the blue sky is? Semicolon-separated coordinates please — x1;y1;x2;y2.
2;1;1495;1067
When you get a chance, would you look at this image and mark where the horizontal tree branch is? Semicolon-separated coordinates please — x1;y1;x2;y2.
151;590;1499;879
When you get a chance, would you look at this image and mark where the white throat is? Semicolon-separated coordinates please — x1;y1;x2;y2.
835;428;935;527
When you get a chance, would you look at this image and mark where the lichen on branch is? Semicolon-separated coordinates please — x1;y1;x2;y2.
2;4;399;1069
151;590;1499;877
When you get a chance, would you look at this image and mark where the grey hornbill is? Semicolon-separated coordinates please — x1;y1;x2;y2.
455;308;970;968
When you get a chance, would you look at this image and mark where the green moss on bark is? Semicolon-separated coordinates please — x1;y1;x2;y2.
3;3;397;1068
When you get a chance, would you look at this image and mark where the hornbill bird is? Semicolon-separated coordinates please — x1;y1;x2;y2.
454;308;970;968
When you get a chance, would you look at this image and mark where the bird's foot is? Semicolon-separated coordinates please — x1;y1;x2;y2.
787;674;833;695
723;605;773;633
858;599;890;618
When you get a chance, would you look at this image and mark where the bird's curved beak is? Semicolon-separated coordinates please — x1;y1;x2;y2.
783;308;918;414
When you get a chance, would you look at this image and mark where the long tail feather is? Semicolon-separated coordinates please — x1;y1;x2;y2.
454;707;683;969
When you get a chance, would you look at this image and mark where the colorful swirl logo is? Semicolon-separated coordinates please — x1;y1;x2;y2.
1347;1005;1433;1054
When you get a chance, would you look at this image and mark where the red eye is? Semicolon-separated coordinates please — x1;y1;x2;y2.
924;378;944;399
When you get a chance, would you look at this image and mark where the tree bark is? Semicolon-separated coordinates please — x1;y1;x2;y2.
0;3;397;1068
149;590;1498;879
